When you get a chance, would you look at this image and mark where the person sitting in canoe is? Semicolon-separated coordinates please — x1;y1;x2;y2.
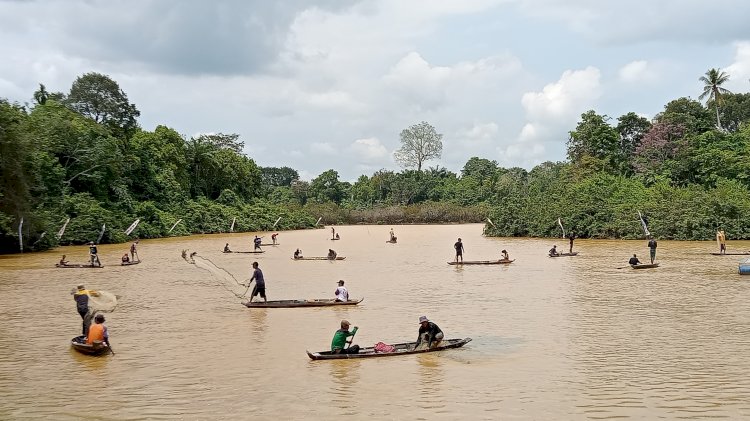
549;245;560;256
415;316;444;350
253;236;262;251
331;320;359;354
501;250;509;260
224;243;231;253
629;254;641;266
271;233;278;245
334;280;348;302
121;253;130;263
59;254;69;266
86;314;110;348
389;228;397;242
327;249;337;260
293;248;302;259
335;233;340;240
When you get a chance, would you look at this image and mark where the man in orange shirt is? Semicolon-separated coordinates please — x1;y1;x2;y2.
86;314;110;347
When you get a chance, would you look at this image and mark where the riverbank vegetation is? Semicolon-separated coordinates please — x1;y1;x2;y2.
1;69;749;252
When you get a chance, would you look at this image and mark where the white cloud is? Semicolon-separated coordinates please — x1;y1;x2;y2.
310;142;337;155
455;122;499;146
350;137;390;163
725;42;750;92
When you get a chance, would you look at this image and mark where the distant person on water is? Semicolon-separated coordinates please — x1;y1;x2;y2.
271;233;278;245
88;241;101;267
717;229;726;254
549;245;560;256
247;261;266;302
59;255;69;266
86;314;110;347
224;243;231;253
73;285;100;336
130;239;139;261
331;227;336;240
335;233;340;240
629;254;641;266
293;248;302;259
454;238;464;262
501;250;509;261
121;253;130;263
334;280;349;302
568;231;576;253
415;316;444;350
331;320;359;354
648;237;657;264
389;228;397;242
253;236;262;251
328;249;337;260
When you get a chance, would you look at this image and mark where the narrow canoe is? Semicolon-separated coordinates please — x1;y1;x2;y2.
330;238;341;241
447;259;514;265
223;250;265;254
244;298;363;308
71;336;109;356
307;337;472;360
292;256;346;260
631;263;659;269
55;264;104;268
386;240;397;244
710;252;750;256
549;252;578;257
121;260;141;266
260;243;279;246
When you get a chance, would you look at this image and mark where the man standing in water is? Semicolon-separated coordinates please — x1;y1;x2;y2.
247;261;266;302
648;237;658;264
73;284;100;335
454;238;464;262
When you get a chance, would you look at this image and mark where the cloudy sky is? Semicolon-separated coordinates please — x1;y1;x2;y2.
2;0;750;181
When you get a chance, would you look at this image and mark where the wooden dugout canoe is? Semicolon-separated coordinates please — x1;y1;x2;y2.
259;243;279;246
549;252;578;257
386;240;397;244
55;263;104;268
447;259;514;265
306;337;472;360
291;256;346;260
222;250;265;254
710;252;750;256
120;260;141;266
631;263;659;269
244;298;363;308
71;336;110;356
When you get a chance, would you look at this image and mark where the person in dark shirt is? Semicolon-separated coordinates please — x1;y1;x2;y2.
568;231;576;253
629;254;640;266
253;236;262;251
648;238;658;264
247;262;266;302
293;248;302;259
327;249;337;260
73;284;99;335
454;238;464;262
224;243;231;253
88;242;101;267
549;245;560;256
415;316;444;350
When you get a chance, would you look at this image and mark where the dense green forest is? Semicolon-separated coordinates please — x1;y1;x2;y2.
1;70;749;253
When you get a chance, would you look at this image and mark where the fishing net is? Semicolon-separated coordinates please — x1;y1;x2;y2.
181;250;250;299
89;291;118;313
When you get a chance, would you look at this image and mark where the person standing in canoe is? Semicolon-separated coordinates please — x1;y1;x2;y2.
253;236;262;251
629;254;641;266
88;241;101;267
549;245;560;257
247;262;267;303
271;233;278;245
334;280;349;302
73;284;100;336
454;238;464;263
568;231;576;254
86;314;110;348
331;227;336;240
716;229;726;254
130;239;139;262
648;237;657;264
415;316;444;350
331;320;359;354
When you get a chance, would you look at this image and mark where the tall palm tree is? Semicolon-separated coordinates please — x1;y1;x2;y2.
699;68;732;130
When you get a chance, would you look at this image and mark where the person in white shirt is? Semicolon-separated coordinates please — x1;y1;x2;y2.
334;280;348;302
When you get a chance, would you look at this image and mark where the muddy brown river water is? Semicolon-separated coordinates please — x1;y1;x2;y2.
1;224;749;420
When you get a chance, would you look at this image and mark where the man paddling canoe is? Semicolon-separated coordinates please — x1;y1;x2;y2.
331;320;359;354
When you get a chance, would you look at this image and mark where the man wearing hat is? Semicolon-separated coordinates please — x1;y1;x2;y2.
331;320;359;354
73;285;100;335
334;280;349;302
415;316;444;350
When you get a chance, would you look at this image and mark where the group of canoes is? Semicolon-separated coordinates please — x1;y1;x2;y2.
56;240;141;268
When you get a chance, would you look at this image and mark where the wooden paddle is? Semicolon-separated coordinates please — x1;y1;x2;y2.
345;329;358;349
107;340;115;356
